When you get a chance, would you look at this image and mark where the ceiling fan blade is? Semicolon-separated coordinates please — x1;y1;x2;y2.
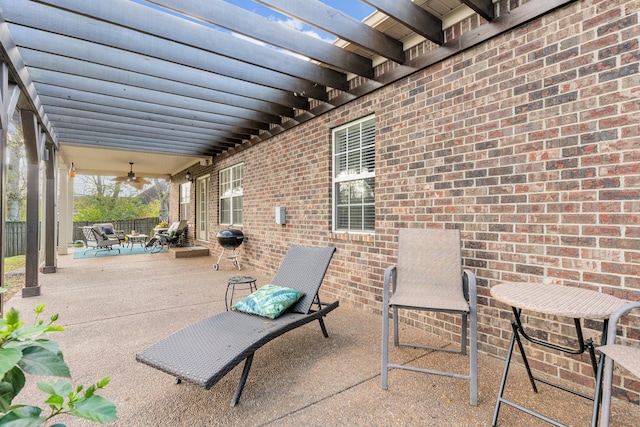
112;176;127;182
130;180;145;190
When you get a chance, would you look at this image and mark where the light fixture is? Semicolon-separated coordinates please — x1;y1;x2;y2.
186;171;192;182
69;162;76;178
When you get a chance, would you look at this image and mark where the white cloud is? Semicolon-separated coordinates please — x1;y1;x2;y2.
273;17;335;43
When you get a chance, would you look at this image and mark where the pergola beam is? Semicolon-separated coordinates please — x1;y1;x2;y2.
147;0;374;79
361;0;444;45
461;0;495;21
33;0;348;92
20;48;297;118
41;97;260;137
2;1;329;99
12;25;310;110
257;0;406;64
29;68;280;124
37;86;271;131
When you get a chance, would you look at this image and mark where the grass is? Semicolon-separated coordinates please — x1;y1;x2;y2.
3;255;26;303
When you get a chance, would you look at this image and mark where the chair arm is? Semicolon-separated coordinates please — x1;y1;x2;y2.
383;265;397;295
463;269;477;307
605;301;640;345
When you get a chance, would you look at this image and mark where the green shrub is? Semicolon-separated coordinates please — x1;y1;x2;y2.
0;302;117;426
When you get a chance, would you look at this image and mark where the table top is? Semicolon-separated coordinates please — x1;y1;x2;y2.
228;276;256;284
491;282;627;319
127;233;148;238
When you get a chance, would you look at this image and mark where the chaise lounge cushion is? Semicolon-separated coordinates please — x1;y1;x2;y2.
233;284;304;319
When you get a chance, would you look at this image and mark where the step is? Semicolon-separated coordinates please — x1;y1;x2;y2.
169;246;210;258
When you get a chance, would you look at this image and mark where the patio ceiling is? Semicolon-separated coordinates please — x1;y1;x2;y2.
0;0;495;177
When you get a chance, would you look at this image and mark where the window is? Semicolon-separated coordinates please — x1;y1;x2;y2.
180;182;191;222
220;163;243;225
333;116;375;233
196;176;210;241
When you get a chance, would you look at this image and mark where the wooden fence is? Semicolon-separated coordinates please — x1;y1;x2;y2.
3;218;160;258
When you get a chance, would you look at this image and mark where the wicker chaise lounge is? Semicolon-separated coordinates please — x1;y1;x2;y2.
136;245;337;406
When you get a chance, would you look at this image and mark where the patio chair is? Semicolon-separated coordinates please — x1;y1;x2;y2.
381;228;478;406
136;245;337;406
82;225;122;256
593;301;640;427
148;220;187;253
94;222;125;244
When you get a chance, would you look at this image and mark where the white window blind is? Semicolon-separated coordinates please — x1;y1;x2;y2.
180;182;191;222
219;163;243;225
333;116;375;232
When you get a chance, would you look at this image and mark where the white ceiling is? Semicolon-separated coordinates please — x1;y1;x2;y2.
58;145;209;178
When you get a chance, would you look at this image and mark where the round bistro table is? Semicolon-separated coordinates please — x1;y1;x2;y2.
490;282;627;427
225;276;257;311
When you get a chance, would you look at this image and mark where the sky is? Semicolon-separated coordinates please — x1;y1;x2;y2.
230;0;375;22
135;1;376;43
219;1;375;42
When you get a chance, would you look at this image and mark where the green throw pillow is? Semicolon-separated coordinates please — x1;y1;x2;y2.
233;284;305;319
101;232;108;240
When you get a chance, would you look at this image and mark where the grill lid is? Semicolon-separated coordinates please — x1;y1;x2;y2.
216;229;244;249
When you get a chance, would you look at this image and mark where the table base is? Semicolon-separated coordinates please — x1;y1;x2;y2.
492;308;607;427
225;276;257;311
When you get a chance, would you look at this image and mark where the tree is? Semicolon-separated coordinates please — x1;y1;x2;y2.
73;175;159;222
153;179;169;222
6;111;25;222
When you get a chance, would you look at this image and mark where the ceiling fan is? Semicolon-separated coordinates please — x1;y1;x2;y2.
112;162;150;190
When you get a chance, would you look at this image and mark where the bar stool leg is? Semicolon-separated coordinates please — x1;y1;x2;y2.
513;321;538;393
493;328;517;426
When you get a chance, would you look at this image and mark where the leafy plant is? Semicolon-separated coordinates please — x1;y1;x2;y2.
0;302;117;426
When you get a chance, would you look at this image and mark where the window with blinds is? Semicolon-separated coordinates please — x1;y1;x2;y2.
219;163;243;225
180;181;190;222
333;116;375;233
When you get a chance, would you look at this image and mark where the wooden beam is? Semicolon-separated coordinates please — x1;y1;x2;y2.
2;2;330;98
48;108;252;142
20;109;41;297
29;68;280;124
41;96;260;136
0;20;56;144
362;0;444;45
34;0;348;91
63;135;225;157
12;25;311;108
49;117;244;145
257;0;406;63
148;0;374;79
21;48;296;118
37;86;271;131
461;0;495;21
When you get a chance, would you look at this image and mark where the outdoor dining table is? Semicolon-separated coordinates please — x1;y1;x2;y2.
490;282;628;427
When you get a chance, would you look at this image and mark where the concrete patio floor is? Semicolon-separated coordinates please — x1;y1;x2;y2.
6;248;640;426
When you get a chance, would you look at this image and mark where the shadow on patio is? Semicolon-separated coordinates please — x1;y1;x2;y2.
6;250;640;426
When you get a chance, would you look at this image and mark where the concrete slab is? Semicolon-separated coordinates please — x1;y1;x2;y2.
5;249;639;426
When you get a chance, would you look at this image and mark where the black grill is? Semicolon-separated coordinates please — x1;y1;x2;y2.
216;229;244;249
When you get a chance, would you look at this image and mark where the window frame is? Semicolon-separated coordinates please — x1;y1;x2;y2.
179;181;191;223
219;163;243;226
196;175;210;241
332;115;375;234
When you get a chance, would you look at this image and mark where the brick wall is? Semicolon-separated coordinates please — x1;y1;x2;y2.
172;0;640;402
